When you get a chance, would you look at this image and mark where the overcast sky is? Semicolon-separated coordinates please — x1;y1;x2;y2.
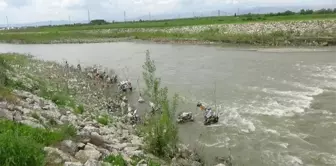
0;0;334;24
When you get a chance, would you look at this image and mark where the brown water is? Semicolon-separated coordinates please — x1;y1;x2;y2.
1;43;336;166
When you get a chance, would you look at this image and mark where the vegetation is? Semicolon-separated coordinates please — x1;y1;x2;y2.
130;156;161;166
96;114;111;125
103;154;127;166
0;8;335;46
0;119;76;166
140;50;179;159
0;53;79;166
3;8;336;32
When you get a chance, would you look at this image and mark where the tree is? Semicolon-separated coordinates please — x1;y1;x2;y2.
89;19;108;25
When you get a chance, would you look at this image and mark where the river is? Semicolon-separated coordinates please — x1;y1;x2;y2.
1;43;336;166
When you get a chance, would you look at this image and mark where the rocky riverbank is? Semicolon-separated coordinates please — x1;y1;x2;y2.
0;53;217;166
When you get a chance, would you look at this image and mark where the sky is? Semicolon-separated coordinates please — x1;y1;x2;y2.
0;0;334;24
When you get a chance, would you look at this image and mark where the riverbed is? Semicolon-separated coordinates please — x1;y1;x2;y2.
1;43;335;166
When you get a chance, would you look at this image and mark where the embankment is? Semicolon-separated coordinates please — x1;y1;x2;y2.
0;53;211;166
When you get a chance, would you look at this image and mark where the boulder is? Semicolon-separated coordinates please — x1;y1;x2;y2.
44;147;77;165
59;140;78;155
89;132;105;146
75;149;102;163
0;108;13;120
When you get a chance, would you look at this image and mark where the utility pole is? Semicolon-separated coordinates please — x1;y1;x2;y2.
238;8;240;15
6;16;9;29
124;11;126;22
49;20;52;26
149;12;151;20
218;10;220;16
87;9;91;23
68;15;71;25
193;12;195;17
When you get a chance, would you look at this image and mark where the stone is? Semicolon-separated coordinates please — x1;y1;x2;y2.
96;147;110;156
64;162;83;166
41;109;61;120
130;135;143;147
44;147;76;165
0;108;13;120
124;146;143;157
84;159;100;166
215;164;226;166
89;132;105;146
83;125;100;133
77;142;86;150
191;161;203;166
136;159;147;166
75;149;102;163
60;140;78;155
104;143;127;151
20;120;45;129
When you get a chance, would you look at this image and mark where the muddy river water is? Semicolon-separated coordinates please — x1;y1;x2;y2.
1;42;336;166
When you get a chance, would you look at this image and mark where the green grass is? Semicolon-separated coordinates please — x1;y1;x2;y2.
97;114;110;125
103;154;127;166
4;13;336;33
74;104;85;114
0;119;77;166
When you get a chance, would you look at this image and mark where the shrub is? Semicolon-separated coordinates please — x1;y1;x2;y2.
74;104;85;114
140;50;179;159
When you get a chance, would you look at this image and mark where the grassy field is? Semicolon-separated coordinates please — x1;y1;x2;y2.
5;13;336;33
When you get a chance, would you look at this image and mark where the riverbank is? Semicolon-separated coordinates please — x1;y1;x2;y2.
1;20;335;46
0;53;219;166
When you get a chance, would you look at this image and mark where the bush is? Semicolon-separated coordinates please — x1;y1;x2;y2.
140;50;179;159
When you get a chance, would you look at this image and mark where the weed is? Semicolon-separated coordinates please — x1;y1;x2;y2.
0;119;78;166
97;114;110;125
58;124;77;138
103;154;127;166
74;104;85;114
0;86;17;103
0;130;45;166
